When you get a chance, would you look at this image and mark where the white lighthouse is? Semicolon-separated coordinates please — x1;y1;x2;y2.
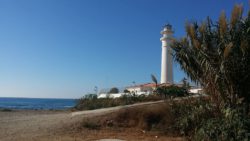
160;24;174;84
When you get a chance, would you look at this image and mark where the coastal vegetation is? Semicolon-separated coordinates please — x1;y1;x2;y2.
108;87;119;94
78;4;250;141
74;93;163;110
172;5;250;140
172;4;250;110
74;78;189;110
155;78;190;99
170;4;250;140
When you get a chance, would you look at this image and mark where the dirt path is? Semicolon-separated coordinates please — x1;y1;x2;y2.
0;101;182;141
0;110;70;140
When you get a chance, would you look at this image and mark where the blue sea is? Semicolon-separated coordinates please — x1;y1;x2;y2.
0;97;76;110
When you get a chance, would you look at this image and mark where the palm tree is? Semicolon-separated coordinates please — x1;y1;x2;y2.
151;74;159;94
171;5;250;108
151;74;158;86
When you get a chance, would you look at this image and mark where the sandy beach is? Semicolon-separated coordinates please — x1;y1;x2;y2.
0;110;73;141
0;109;123;141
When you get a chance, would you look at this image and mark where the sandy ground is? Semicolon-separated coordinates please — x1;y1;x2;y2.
0;101;183;141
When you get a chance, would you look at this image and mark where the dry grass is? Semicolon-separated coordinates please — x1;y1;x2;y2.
74;102;181;139
57;128;183;141
112;103;174;131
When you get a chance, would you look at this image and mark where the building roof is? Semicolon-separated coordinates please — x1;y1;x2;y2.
126;83;157;89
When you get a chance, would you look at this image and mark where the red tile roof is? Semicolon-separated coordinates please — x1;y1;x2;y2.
126;83;157;88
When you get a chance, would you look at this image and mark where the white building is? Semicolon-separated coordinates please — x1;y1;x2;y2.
125;83;157;95
97;83;157;99
160;24;174;84
97;93;109;98
97;92;126;99
189;88;203;94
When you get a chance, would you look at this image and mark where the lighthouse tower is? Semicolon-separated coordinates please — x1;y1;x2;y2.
160;24;174;84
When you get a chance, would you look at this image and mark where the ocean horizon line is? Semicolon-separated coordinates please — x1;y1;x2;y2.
0;97;77;110
0;96;77;100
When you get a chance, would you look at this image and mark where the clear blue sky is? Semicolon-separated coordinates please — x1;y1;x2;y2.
0;0;248;98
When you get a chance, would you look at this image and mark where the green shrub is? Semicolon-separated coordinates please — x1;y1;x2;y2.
0;108;12;112
170;96;250;141
74;93;162;111
156;85;189;99
170;97;215;136
195;106;250;141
